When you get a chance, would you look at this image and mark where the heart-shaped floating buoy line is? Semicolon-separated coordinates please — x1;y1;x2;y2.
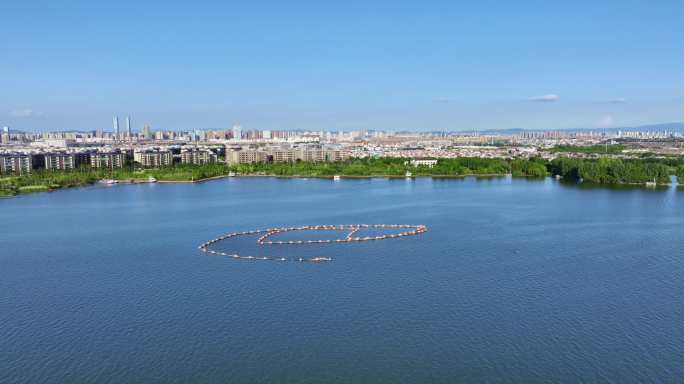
198;224;427;263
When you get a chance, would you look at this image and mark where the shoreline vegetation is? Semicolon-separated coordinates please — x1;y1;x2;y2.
2;157;684;197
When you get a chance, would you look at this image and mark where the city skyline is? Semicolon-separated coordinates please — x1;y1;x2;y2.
2;1;684;132
5;117;684;135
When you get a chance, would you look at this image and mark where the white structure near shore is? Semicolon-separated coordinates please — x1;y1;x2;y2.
407;158;438;168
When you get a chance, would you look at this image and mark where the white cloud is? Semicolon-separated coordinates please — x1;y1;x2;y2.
598;114;615;127
10;108;40;118
606;98;627;104
528;94;560;102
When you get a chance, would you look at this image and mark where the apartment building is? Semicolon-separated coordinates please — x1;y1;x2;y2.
90;151;125;169
226;147;346;165
45;153;73;170
180;149;217;165
0;154;32;175
134;149;172;167
226;148;267;165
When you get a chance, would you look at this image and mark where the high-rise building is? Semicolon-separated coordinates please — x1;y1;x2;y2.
142;124;152;140
126;116;132;137
232;125;242;140
0;126;10;144
113;117;119;136
194;130;206;141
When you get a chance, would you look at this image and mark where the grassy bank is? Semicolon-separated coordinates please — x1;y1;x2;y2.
1;157;683;197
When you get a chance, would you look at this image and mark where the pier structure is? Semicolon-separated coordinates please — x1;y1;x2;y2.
198;224;427;263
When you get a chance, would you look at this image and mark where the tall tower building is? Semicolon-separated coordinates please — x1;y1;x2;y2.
142;124;151;140
113;117;119;136
232;124;242;140
126;116;132;137
1;126;9;144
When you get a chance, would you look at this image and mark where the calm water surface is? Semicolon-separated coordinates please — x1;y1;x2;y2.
1;177;683;383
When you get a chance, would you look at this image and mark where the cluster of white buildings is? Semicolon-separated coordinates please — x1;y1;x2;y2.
348;144;541;160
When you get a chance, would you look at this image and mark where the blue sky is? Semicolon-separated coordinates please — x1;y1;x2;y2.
2;0;683;131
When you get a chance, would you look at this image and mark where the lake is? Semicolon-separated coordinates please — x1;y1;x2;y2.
2;177;683;383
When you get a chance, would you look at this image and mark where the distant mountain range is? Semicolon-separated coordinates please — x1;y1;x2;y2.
478;123;684;134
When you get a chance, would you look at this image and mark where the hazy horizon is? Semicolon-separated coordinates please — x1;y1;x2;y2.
7;121;684;134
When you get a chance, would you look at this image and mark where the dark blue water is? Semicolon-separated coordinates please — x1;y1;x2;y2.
2;177;683;383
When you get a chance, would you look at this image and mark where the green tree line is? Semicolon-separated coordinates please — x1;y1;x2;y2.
3;156;684;197
548;157;675;184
